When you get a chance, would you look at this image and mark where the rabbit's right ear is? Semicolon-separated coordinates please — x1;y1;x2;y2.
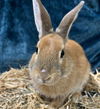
32;0;53;38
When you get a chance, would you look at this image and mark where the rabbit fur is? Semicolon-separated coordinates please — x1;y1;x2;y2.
29;0;91;108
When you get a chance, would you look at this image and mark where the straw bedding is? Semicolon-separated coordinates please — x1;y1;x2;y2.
0;68;100;109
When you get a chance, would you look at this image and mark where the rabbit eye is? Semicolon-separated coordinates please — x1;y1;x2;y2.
36;47;38;53
60;49;64;58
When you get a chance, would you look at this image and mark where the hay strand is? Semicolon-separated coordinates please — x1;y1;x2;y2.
0;68;100;109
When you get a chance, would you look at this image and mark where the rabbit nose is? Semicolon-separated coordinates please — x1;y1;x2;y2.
41;69;46;73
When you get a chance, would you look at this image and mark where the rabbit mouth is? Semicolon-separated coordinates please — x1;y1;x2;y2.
42;73;62;86
44;76;52;83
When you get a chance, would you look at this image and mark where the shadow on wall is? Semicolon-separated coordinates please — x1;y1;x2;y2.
0;0;100;73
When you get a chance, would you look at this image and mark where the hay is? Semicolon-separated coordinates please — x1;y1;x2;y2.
0;68;100;109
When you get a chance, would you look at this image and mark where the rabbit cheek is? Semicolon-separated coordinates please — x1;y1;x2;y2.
30;70;44;85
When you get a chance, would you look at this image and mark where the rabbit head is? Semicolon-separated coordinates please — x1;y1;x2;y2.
30;0;85;86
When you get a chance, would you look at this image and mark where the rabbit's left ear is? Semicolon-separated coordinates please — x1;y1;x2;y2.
56;1;85;38
32;0;53;38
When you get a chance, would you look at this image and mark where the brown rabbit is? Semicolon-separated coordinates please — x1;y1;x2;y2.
29;0;91;108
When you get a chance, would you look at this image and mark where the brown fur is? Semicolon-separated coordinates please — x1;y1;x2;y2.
30;0;90;108
29;33;90;108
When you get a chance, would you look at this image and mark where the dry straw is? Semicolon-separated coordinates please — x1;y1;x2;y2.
0;68;100;109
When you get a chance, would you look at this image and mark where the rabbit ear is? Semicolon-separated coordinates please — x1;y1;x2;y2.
32;0;53;38
56;1;85;38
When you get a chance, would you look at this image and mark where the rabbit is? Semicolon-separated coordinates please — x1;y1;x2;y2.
29;0;91;108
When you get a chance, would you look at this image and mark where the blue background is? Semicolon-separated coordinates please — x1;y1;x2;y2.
0;0;100;73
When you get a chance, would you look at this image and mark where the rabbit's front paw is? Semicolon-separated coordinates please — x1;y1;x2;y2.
50;96;66;109
71;92;82;103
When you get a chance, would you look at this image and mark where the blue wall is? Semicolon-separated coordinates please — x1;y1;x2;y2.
0;0;100;72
